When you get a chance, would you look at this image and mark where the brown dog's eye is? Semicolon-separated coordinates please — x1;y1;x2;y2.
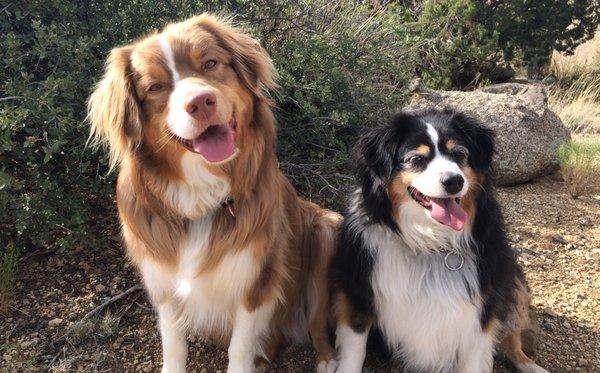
149;83;163;92
204;60;217;70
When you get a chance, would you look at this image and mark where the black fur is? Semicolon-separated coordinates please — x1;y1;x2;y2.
330;109;524;355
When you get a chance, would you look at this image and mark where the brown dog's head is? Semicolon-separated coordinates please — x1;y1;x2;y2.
88;14;277;173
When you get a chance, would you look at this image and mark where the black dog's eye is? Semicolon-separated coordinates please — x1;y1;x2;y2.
452;147;469;162
204;60;217;70
406;154;426;165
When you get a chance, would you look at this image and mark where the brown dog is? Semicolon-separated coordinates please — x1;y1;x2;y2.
88;14;339;373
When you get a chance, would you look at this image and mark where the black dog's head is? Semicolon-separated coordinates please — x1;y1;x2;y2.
354;109;494;233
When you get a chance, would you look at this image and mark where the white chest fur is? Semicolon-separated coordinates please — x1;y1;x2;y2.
142;216;260;339
142;155;258;339
165;152;231;219
366;226;488;372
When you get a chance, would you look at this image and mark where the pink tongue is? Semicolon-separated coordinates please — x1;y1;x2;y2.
192;125;236;163
430;198;468;231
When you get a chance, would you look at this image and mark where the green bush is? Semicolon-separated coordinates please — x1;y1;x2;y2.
474;0;600;77
1;0;599;296
411;0;505;88
0;0;411;284
391;0;600;84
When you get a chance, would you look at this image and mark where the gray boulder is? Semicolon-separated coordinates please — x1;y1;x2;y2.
407;82;571;186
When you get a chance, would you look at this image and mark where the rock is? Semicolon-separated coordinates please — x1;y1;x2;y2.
113;337;124;349
542;320;554;331
95;284;106;292
577;358;588;367
552;235;568;245
408;82;570;185
48;318;63;327
578;217;592;227
543;308;558;317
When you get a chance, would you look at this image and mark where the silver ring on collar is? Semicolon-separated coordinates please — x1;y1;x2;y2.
444;252;464;271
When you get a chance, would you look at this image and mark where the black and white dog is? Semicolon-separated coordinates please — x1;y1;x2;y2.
330;110;547;373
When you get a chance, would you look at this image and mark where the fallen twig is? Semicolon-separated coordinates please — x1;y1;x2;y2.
0;96;23;102
53;285;143;345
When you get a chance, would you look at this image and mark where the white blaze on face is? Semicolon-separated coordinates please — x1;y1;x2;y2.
158;36;180;82
158;36;214;140
409;123;469;198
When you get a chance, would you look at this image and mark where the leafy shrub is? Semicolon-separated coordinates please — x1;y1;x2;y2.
2;0;598;297
558;140;600;198
411;0;505;88
0;0;411;294
392;0;600;83
474;0;600;77
0;244;19;308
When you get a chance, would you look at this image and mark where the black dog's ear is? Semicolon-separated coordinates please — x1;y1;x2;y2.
353;113;414;232
354;125;398;232
451;112;495;172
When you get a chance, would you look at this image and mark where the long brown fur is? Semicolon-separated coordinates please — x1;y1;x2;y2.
88;14;339;367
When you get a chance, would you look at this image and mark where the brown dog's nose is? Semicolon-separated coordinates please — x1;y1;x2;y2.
185;91;216;120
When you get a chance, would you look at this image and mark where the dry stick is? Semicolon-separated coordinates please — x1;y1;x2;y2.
53;285;144;345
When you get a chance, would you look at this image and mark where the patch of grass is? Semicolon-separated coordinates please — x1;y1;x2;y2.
0;342;38;371
549;72;600;134
98;312;121;337
558;140;600;198
550;28;600;85
549;29;600;134
66;311;124;347
0;243;20;309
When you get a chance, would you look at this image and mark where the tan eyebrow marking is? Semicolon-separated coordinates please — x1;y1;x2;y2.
416;144;430;156
446;139;457;151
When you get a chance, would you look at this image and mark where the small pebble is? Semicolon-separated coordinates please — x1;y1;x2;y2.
578;217;591;227
552;235;568;244
542;321;554;331
48;318;63;327
113;337;124;349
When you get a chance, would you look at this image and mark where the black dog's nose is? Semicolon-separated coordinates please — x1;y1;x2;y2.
441;172;464;194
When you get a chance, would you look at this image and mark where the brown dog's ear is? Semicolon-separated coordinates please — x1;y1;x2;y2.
228;33;278;100
87;45;142;170
197;15;278;100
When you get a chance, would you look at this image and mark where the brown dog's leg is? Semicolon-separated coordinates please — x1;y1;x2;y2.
309;282;336;371
255;330;284;372
309;211;341;373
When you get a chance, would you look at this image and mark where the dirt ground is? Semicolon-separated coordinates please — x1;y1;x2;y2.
1;175;598;372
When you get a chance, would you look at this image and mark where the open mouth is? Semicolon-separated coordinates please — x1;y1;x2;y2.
177;118;237;163
407;186;468;231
